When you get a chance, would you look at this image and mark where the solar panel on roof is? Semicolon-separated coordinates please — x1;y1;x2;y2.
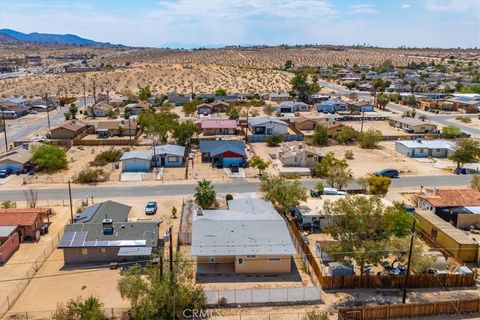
58;231;75;247
75;203;101;223
71;231;88;246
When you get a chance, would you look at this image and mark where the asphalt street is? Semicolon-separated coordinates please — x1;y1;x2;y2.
0;174;472;202
0;97;94;151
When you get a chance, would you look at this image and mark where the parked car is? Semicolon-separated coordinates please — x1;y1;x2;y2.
28;110;38;114
145;201;158;215
375;169;399;178
0;168;12;178
230;164;239;173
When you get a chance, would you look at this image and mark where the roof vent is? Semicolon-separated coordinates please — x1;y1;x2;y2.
102;218;114;235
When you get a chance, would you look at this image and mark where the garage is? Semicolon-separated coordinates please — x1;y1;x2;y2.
119;151;152;172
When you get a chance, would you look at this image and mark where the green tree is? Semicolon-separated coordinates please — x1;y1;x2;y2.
31;143;68;172
290;72;320;102
371;78;385;94
69;103;78;119
138;110;179;143
449;138;480;171
214;88;227;96
248;156;271;175
323;196;411;275
324;164;352;190
314;182;324;194
316;152;348;178
265;134;284;147
260;175;307;215
118;253;206;320
376;93;389;110
442;125;463;138
408;79;417;94
226;106;240;120
471;175;480;191
194;179;216;208
359;129;382;149
172;121;200;146
138;86;152;101
333;126;359;145
52;296;105;320
389;237;437;274
311;124;328;146
183;101;198;116
367;175;392;195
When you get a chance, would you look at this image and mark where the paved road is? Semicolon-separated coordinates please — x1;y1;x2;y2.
0;97;94;151
0;175;472;202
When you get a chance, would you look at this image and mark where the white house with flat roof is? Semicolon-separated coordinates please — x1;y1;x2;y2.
395;139;455;158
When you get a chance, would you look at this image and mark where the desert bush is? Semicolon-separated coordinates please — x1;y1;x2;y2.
31;143;68;172
74;168;108;184
266;134;284;147
344;150;354;159
90;149;123;166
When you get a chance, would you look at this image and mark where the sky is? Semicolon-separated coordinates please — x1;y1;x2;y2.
0;0;479;48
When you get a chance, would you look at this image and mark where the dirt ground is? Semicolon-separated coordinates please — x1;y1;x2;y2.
346;120;409;136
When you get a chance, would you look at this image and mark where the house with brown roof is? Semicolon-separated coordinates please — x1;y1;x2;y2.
418;188;480;230
0;208;50;242
200;119;237;135
0;144;33;173
294;117;320;131
390;117;437;134
0;226;20;264
96;120;138;138
197;101;230;115
49;121;89;140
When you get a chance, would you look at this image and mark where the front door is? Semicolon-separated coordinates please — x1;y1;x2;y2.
160;157;165;166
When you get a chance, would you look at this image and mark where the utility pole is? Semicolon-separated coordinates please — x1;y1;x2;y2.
92;79;97;105
169;225;173;274
159;253;163;280
152;138;158;169
44;93;51;131
360;107;365;134
128;116;132;145
402;217;416;304
184;138;190;180
1;108;8;152
68;180;74;223
83;82;87;109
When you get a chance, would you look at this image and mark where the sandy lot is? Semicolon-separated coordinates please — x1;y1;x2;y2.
347;120;407;136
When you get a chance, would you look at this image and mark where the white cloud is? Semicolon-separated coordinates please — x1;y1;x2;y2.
401;3;411;9
422;0;479;12
348;4;378;14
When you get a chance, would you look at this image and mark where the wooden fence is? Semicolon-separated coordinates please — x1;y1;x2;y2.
338;298;480;320
288;221;476;290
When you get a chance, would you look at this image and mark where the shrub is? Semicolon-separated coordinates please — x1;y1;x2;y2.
31;143;68;172
344;150;354;159
333;126;359;145
265;134;284;147
0;200;16;208
74;168;108;184
359;129;382;149
90;149;123;166
367;175;392;195
225;194;233;201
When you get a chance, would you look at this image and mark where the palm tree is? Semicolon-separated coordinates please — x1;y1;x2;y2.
194;179;216;208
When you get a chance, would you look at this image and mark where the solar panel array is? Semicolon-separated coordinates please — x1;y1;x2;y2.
58;231;147;248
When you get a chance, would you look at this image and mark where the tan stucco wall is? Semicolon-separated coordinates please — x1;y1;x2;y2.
234;255;291;274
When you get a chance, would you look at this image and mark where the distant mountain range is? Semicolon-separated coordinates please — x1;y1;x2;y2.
0;29;116;46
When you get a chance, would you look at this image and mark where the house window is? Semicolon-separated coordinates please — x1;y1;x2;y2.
100;248;106;254
238;258;243;265
268;258;281;262
81;248;88;256
266;128;273;135
246;255;256;259
167;156;179;163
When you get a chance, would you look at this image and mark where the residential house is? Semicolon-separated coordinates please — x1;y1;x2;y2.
294;117;321;131
0;144;33;172
119;144;186;172
309;94;330;104
347;100;374;112
447;96;480;113
96;120;138;138
49;121;89;140
200;119;237;136
0;97;29;116
278;142;323;168
91;102;114;117
395;139;455;158
248;117;288;135
167;92;191;106
260;92;291;102
199;140;246;168
315;100;348;113
0;208;50;241
389;117;438;134
213;95;239;103
128;101;151;116
197;101;230;115
0;226;20;264
58;201;160;264
276;101;309;114
417;188;480;229
191;197;296;274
